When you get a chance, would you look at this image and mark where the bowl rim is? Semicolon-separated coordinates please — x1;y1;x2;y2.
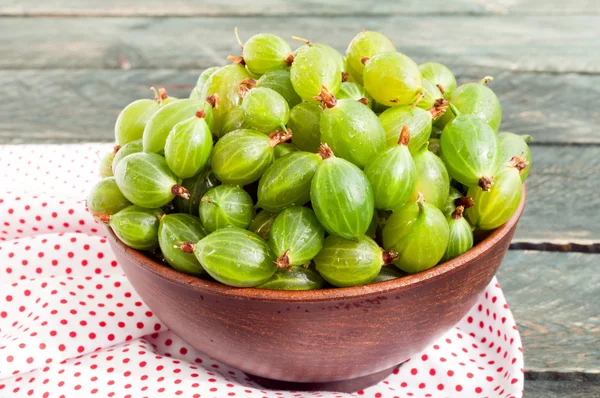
107;186;526;303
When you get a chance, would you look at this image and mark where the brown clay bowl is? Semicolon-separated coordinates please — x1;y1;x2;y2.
106;188;526;392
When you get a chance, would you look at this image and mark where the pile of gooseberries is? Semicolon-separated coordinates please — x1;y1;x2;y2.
90;29;531;290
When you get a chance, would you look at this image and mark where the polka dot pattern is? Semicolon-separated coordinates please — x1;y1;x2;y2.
0;144;524;397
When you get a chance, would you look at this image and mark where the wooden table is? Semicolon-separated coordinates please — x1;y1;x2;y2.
1;1;598;396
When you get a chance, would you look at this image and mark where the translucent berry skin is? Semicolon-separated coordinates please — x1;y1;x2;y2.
436;82;502;132
268;207;325;267
211;129;277;186
409;149;450;210
363;52;423;107
164;115;213;179
257;151;321;213
466;166;523;230
109;206;165;250
345;30;396;85
115;99;160;145
242;87;290;134
287;102;322;152
200;64;251;136
379;106;432;153
256;69;302;108
114;152;181;208
290;45;341;101
313;43;347;76
440;114;501;189
173;169;221;216
443;186;464;215
243;33;292;76
383;200;449;273
335;81;373;108
220;107;247;138
142;99;209;154
257;266;325;290
199;185;254;233
87;177;131;215
189;66;220;100
498;132;532;181
274;143;298;159
112;139;143;172
320;99;386;168
417;78;443;111
158;214;207;276
364;141;416;211
314;235;384;287
442;213;473;262
370;265;405;283
419;62;457;99
193;227;276;287
99;151;114;178
249;210;277;240
311;156;374;240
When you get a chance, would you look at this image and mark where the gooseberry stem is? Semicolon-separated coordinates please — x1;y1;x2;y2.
521;134;533;143
382;250;399;265
409;92;425;110
398;125;411;146
416;192;425;212
92;213;111;224
201;195;218;207
291;36;311;45
275;249;292;269
448;102;461;117
233;27;244;49
317;143;335;160
479;76;494;85
452;205;465;220
158;88;168;104
178;242;195;253
150;86;159;102
171;185;191;200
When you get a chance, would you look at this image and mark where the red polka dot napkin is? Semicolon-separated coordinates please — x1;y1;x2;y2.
0;144;524;397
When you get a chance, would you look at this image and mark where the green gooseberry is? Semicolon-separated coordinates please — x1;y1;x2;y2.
371;265;405;283
164;110;213;179
274;143;298;159
409;148;450;210
257;266;325;290
143;99;212;154
257;151;321;213
241;87;290;134
112;139;143;172
436;79;502;132
320;98;386;168
190;227;276;287
363;52;423;107
428;138;441;156
256;69;302;108
364;126;416;210
158;213;207;276
211;129;291;186
99;150;114;178
87;177;131;215
114;88;168;145
220;107;247;138
419;62;457;98
241;33;294;76
290;45;342;101
189;66;220;100
345;30;396;85
249;210;277;240
310;144;374;240
498;132;532;181
442;205;474;262
466;159;526;230
173;169;221;216
379;105;432;153
200;64;251;136
440;114;501;191
268;206;325;268
114;152;189;208
100;206;165;250
417;78;443;111
287;101;322;153
314;235;397;287
335;81;373;108
199;185;254;233
383;195;449;273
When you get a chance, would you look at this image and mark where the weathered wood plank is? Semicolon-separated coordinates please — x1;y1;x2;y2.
1;0;598;17
526;379;600;398
0;16;598;74
499;251;600;374
0;69;597;145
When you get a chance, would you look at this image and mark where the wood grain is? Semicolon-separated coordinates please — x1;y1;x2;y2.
0;16;598;73
499;251;600;373
0;70;597;145
526;379;600;398
2;0;598;17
